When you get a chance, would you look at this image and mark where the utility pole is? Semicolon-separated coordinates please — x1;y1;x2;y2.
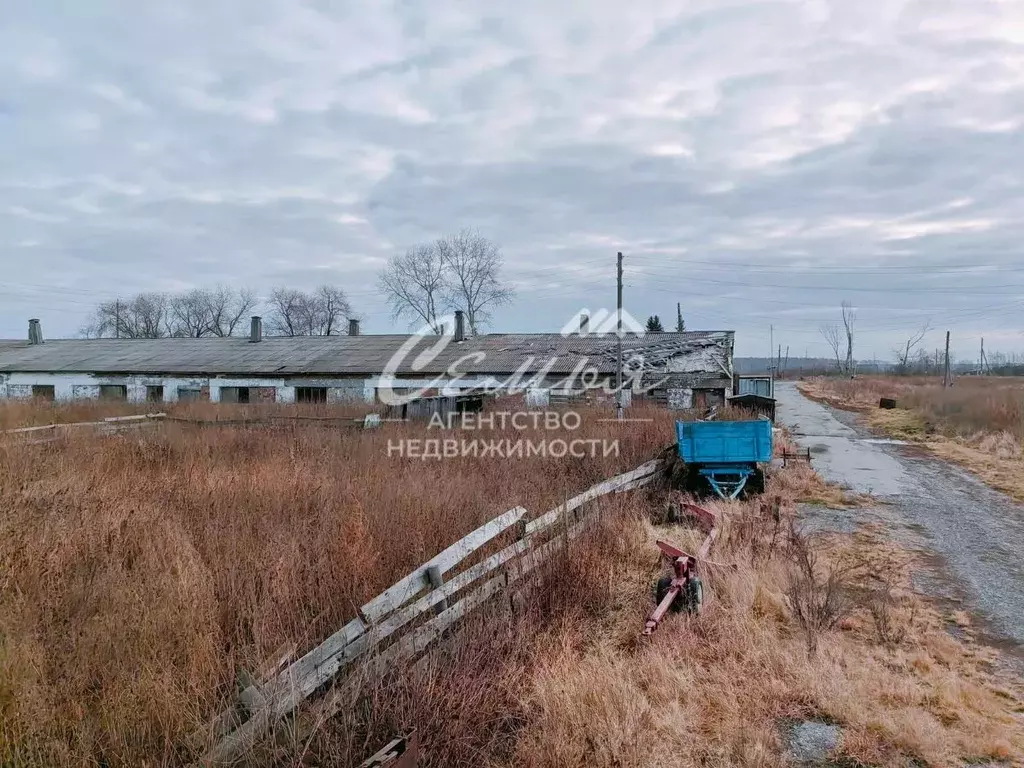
777;344;782;380
943;331;951;388
616;251;624;420
784;346;790;376
980;337;986;375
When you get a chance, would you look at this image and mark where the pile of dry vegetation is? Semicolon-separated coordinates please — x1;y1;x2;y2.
1;398;1021;767
799;376;1024;500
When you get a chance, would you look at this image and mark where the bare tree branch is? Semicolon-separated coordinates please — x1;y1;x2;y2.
819;324;844;373
893;322;931;372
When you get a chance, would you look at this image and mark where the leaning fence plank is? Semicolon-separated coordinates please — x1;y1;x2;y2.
361;506;527;624
525;459;662;536
613;471;661;494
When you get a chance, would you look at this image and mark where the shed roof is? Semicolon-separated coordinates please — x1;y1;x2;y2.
0;331;734;377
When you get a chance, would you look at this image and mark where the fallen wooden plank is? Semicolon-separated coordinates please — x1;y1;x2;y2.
361;506;527;624
2;412;165;434
103;412;166;422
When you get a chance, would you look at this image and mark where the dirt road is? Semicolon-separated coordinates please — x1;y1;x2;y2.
775;382;1024;654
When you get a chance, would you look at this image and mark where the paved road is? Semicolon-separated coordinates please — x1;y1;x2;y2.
775;382;1024;653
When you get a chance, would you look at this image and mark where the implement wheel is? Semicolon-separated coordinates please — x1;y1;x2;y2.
654;576;684;613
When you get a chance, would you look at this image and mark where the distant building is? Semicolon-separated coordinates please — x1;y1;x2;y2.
0;316;734;408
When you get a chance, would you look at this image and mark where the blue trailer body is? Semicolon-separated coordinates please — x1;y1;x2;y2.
675;419;773;498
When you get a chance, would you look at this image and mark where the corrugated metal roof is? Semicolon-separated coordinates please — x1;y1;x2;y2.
0;331;734;377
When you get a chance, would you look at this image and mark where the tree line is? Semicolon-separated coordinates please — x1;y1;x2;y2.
81;285;354;338
80;229;517;339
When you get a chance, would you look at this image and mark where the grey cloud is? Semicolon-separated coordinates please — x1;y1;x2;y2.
0;0;1023;356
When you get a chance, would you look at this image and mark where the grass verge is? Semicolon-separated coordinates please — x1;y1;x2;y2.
797;377;1024;501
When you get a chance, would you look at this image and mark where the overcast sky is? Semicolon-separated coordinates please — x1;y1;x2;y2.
2;1;1024;360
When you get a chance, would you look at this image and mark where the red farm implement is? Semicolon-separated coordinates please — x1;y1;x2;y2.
642;501;719;636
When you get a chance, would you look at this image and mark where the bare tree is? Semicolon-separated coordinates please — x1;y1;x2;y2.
893;322;931;373
206;286;258;337
378;245;448;333
82;293;173;338
84;287;259;339
170;289;213;338
841;300;855;375
436;229;513;335
266;285;352;336
266;288;306;336
819;324;844;374
309;284;351;335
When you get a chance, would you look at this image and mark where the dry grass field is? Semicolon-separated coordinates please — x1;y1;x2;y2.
1;397;1022;767
799;376;1024;500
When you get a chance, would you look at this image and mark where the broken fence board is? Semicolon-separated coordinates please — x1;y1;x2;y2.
361;506;527;624
524;459;662;537
201;514;528;763
316;533;572;723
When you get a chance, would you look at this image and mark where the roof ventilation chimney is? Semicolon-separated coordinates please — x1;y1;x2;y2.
579;313;589;335
28;318;42;345
249;316;262;343
454;310;466;342
349;318;360;336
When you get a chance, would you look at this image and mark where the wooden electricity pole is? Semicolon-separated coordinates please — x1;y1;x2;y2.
943;331;951;388
616;251;624;420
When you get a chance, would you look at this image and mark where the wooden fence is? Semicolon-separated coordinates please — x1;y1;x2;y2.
193;456;667;764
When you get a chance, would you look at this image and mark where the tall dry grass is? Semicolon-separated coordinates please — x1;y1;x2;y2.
804;375;1024;444
0;399;674;766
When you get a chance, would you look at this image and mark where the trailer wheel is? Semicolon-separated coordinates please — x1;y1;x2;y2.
743;468;766;497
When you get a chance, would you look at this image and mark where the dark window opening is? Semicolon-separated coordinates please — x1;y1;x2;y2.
177;387;201;402
99;384;127;400
32;384;55;401
146;385;164;403
296;386;327;404
220;386;250;404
